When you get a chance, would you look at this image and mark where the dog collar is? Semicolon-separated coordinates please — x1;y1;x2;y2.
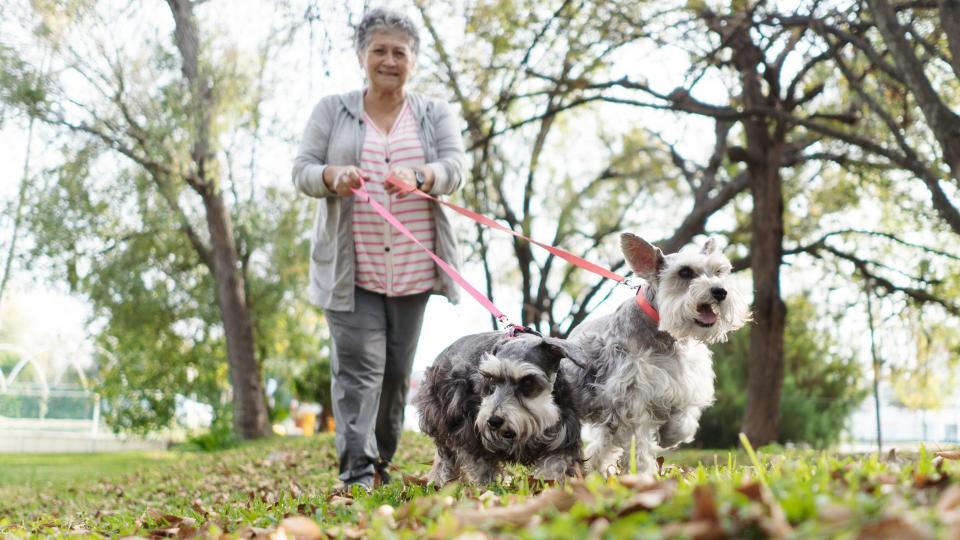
635;286;660;324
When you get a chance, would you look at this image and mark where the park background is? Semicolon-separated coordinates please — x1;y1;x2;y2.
2;0;958;453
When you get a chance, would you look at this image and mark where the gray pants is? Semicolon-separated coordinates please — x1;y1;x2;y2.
324;286;430;486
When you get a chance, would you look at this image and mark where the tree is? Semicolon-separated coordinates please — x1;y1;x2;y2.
414;0;749;337
0;1;328;437
416;0;960;446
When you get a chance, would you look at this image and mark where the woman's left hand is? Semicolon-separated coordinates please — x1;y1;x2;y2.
385;167;418;198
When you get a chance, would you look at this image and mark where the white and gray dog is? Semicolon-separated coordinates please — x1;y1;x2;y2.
565;233;750;475
416;331;587;485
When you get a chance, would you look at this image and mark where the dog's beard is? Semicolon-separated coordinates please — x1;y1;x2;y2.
475;390;561;455
657;279;750;343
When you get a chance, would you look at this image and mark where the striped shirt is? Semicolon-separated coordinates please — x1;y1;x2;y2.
354;101;437;296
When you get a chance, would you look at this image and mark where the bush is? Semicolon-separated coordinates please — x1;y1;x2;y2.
696;295;866;448
182;410;238;452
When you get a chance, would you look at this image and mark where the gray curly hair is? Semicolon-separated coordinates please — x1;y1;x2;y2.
355;7;420;57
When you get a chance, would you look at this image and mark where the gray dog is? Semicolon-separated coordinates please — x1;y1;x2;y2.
416;331;587;485
565;233;751;475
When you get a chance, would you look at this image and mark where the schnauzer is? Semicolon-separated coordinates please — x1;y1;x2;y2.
416;330;587;485
565;233;750;475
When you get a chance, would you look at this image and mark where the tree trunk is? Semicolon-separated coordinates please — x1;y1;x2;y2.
166;0;269;439
719;10;788;446
740;158;786;445
203;189;270;438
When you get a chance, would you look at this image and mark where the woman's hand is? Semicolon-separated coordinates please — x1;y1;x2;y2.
385;166;433;197
324;166;366;197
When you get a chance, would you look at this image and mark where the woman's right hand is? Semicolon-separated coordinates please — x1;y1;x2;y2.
323;166;366;197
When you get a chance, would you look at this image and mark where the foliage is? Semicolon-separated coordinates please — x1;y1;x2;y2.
183;410;240;452
2;434;960;538
698;295;867;448
0;1;332;437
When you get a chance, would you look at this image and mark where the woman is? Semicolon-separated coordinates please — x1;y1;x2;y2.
292;7;466;492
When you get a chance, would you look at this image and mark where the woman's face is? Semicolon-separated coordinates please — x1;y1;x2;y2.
361;30;415;93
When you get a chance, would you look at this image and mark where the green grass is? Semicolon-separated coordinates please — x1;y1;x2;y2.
0;451;178;487
1;434;959;539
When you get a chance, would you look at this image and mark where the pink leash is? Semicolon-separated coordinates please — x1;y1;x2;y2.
384;177;627;283
355;177;655;326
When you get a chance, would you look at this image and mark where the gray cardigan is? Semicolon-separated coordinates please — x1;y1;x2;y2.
292;90;467;311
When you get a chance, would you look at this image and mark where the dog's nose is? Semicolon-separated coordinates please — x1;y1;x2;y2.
711;287;727;302
487;415;504;429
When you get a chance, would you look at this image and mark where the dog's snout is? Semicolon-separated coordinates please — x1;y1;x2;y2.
502;429;516;439
711;287;727;302
487;415;504;429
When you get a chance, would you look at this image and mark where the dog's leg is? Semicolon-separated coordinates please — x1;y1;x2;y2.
583;423;628;476
624;430;659;475
658;406;701;449
427;446;460;486
534;451;581;481
460;454;499;485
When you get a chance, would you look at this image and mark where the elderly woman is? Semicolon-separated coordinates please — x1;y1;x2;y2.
292;7;466;492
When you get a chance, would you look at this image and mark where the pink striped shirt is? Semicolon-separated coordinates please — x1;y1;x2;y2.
354;101;437;296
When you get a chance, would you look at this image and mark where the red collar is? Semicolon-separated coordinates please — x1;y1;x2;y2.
635;286;660;324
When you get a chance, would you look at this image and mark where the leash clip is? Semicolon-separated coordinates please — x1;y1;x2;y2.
505;323;543;338
621;276;643;289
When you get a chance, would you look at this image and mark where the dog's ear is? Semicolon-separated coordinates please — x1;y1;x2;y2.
539;337;588;370
620;233;664;281
701;237;717;255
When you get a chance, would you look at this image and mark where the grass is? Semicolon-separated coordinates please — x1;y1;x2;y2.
1;433;959;539
0;451;177;487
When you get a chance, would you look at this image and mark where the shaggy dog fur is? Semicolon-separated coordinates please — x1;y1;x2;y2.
565;233;751;475
416;331;587;485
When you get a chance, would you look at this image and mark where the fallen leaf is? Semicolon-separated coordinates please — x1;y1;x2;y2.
692;485;719;523
279;516;324;540
938;485;960;523
858;516;932;540
401;473;429;487
735;481;792;538
617;480;677;516
323;526;364;540
661;520;725;540
587;518;610;540
936;451;960;460
618;474;657;490
818;504;855;525
454;488;577;527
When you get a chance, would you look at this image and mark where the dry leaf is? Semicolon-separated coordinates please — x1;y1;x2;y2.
661;520;725;540
454;488;577;527
818;504;855;525
279;516;324;540
692;485;719;523
618;481;677;516
936;451;960;460
401;473;429;487
618;474;657;490
938;485;960;523
858;516;932;540
323;526;364;540
587;518;610;540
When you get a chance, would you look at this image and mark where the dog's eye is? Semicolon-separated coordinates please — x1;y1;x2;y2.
678;266;695;279
517;376;540;397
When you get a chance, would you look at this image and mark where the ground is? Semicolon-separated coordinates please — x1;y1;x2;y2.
1;433;959;539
